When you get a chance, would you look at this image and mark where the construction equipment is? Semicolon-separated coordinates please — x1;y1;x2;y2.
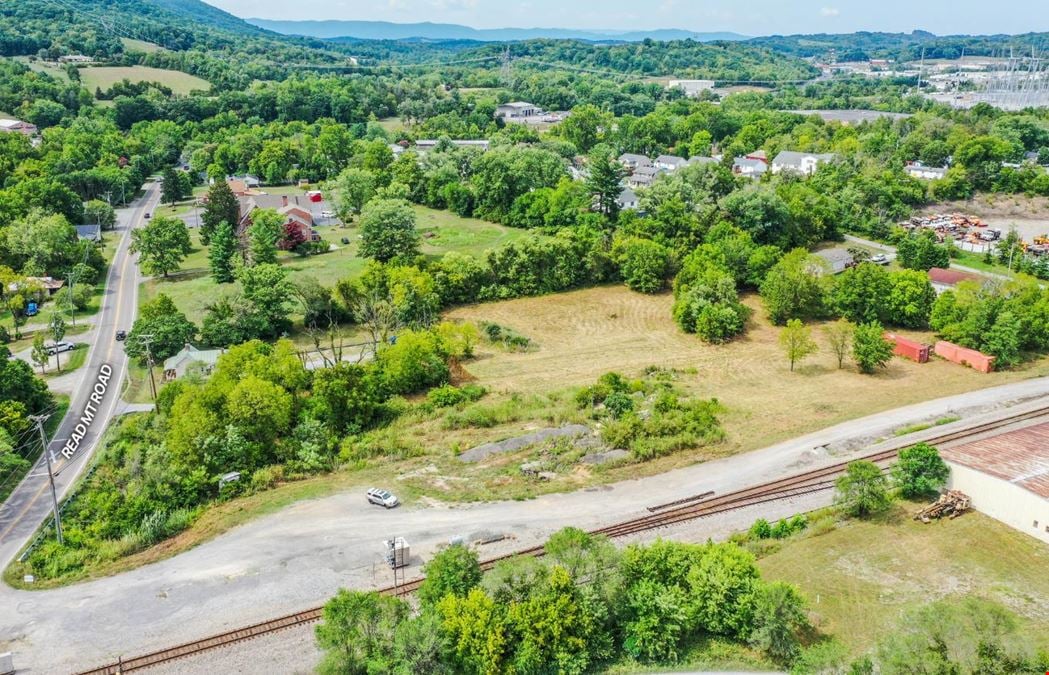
914;490;971;523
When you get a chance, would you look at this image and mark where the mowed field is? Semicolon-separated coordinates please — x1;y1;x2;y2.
447;286;1049;454
78;66;211;95
140;204;529;325
759;506;1049;656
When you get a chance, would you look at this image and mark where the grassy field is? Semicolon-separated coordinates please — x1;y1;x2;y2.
140;204;529;325
12;57;70;83
447;286;1049;457
375;117;409;133
120;38;165;53
758;505;1049;658
77;66;211;95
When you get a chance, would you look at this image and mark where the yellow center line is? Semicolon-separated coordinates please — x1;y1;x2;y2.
0;189;152;545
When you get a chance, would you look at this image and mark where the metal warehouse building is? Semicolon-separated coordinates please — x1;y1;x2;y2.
941;423;1049;545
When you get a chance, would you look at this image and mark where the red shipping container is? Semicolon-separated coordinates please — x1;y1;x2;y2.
307;190;323;202
884;333;930;363
934;340;995;373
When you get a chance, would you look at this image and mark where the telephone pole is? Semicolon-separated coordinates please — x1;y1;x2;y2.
29;414;63;545
139;334;158;400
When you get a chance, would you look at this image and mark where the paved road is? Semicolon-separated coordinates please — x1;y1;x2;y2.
4;375;1049;672
0;182;158;569
843;233;1014;282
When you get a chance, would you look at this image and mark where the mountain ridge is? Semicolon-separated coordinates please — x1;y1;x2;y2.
245;19;749;43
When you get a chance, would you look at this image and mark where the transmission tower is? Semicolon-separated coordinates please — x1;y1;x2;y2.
500;45;513;87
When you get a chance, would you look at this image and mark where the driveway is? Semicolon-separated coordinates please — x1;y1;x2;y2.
3;375;1049;672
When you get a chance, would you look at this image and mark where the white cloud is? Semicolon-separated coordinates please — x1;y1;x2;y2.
820;6;841;17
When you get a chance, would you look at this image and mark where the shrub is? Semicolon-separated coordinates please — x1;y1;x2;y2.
377;329;450;395
603;391;634;419
250;465;285;492
427;384;486;408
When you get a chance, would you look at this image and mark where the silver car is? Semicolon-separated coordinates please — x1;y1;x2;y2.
367;488;399;509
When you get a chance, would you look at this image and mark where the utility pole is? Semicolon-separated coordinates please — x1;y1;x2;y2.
139;334;158;400
29;414;63;545
501;45;512;87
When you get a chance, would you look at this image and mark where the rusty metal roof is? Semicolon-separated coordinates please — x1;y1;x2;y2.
942;422;1049;499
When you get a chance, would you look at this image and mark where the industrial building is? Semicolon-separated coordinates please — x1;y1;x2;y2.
941;422;1049;545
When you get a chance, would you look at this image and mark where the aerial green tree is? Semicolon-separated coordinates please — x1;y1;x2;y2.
586;147;628;219
359;199;419;263
418;543;482;607
835;460;893;517
83;199;116;230
779;319;818;372
6;295;27;340
897;230;950;271
208;220;238;283
31;333;49;374
200;179;240;245
130;215;192;278
438;588;508;675
558;104;611;153
832;263;890;325
852;322;894;374
161;166;186;206
125;294;197;363
48;312;66;372
984;310;1022;368
759;249;830;325
822;318;854;369
333;167;376;221
686;543;761;637
235;262;293;335
248;208;283;265
613;236;673;293
315;589;408;675
748;581;810;665
892;443;950;499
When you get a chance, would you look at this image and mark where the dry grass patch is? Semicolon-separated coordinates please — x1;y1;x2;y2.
448;285;1049;456
758;506;1049;656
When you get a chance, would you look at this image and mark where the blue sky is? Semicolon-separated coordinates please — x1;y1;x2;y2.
206;0;1045;36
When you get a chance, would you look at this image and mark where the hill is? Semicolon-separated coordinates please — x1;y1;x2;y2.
246;19;748;43
748;30;1049;62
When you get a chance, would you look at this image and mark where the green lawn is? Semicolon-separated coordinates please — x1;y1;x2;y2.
41;343;89;378
140;206;529;326
12;57;71;83
120;38;165;54
758;504;1049;659
77;66;211;95
949;248;1018;278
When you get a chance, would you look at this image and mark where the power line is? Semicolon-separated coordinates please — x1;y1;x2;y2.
28;413;63;545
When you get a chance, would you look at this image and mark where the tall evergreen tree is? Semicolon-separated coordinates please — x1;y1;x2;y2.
201;180;240;246
248;209;283;266
209;221;237;283
586;148;628;220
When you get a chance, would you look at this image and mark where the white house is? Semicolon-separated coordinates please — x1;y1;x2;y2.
906;162;949;180
619;153;652;170
163;344;224;382
941;421;1049;545
667;79;716;97
627;165;663;188
617;188;639;211
495;101;540;121
814;248;855;274
654;155;688;172
732;157;768;179
771;151;837;176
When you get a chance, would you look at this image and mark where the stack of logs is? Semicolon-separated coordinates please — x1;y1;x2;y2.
914;490;972;523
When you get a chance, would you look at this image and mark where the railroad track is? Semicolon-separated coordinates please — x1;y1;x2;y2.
76;403;1049;674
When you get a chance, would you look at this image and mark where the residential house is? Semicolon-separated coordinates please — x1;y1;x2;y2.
495;101;540;121
619;153;652;170
814;248;855;275
928;267;982;294
906;162;949;180
225;175;262;195
745;150;769;164
654;155;688;172
771;151;837;176
617;188;639;211
667;79;715;98
58;54;94;64
0;118;37;136
74;224;102;242
7;276;66;298
163;344;224;381
237;194;328;243
627;165;663;188
732;157;768;179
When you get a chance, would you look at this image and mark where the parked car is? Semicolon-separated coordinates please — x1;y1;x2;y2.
115;330;127;341
45;341;75;356
367;488;399;509
870;253;889;265
144;212;151;219
321;210;336;218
